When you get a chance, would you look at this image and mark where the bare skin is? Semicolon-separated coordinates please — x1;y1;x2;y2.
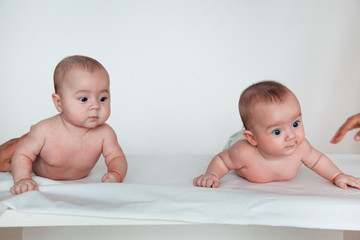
11;65;127;194
0;134;28;172
194;93;360;189
331;113;360;144
13;117;124;181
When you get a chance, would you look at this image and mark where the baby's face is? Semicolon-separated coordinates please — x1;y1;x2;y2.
248;93;305;157
57;67;111;129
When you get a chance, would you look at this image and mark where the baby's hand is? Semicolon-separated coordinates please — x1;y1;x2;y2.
193;174;219;188
334;173;360;189
10;178;38;195
102;171;122;183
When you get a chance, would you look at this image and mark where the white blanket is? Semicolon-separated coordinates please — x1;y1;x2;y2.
1;154;360;230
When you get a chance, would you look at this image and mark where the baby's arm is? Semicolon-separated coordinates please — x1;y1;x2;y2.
11;127;43;194
303;140;360;189
193;149;235;188
101;125;127;183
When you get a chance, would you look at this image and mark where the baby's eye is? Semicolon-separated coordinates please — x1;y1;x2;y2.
272;129;281;135
293;121;299;128
99;97;107;102
79;97;88;102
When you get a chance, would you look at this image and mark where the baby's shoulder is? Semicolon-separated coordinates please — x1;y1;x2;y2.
230;139;253;151
227;139;254;158
92;123;117;136
25;115;60;141
95;123;114;131
297;138;313;155
297;138;321;164
29;115;59;132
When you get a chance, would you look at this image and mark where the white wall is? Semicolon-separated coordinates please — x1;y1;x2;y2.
0;0;359;155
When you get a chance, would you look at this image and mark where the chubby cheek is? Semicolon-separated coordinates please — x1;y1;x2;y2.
259;136;284;153
100;106;111;121
296;127;305;143
66;106;88;121
296;133;305;145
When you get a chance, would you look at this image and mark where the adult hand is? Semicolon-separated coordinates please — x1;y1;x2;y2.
331;113;360;144
0;133;28;172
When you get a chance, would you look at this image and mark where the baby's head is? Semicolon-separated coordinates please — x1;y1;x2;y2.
239;81;304;156
52;55;111;128
239;81;294;130
53;55;109;95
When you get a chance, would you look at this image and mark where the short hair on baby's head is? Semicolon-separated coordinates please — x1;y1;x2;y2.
53;55;107;94
239;80;293;130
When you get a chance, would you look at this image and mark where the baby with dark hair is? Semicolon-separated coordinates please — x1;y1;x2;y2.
194;81;360;189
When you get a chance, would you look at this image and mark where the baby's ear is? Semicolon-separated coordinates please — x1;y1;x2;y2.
242;130;257;146
52;93;62;112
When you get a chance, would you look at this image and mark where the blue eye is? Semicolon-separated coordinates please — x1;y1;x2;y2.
293;121;299;128
272;129;281;135
79;97;88;102
99;97;107;102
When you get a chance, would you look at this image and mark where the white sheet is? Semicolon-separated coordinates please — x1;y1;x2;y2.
1;154;360;230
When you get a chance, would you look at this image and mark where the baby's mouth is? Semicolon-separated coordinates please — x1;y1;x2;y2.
89;116;99;121
285;143;296;150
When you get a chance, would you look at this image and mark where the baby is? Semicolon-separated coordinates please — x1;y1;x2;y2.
194;81;360;189
10;55;127;194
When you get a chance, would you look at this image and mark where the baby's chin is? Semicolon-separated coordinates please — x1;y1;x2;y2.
282;146;298;156
82;119;108;128
84;122;106;129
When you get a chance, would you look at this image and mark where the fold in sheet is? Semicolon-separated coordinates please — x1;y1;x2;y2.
1;155;360;230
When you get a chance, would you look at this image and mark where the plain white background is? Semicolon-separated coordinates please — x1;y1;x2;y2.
0;1;359;239
0;0;359;155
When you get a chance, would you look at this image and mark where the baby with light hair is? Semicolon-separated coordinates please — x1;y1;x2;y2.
9;55;127;194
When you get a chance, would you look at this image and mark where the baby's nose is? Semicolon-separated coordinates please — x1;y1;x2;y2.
286;130;296;141
90;100;101;110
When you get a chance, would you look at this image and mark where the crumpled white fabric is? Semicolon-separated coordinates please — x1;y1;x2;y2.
1;154;360;230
